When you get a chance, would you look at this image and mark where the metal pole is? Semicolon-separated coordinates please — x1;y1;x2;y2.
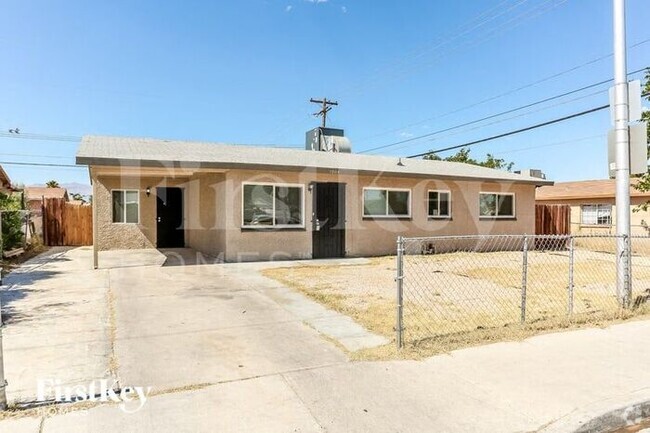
521;235;528;324
0;211;3;287
0;313;7;410
396;236;404;348
613;0;631;307
568;236;575;317
23;212;28;249
626;234;632;307
92;180;98;269
0;211;6;409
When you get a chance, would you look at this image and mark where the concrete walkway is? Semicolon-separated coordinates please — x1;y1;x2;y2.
2;248;650;432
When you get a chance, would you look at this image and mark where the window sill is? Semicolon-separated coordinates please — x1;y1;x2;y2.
479;216;517;220
362;216;412;221
428;216;452;220
241;226;306;232
579;224;612;228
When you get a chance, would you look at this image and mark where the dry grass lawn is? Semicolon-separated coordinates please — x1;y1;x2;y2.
262;248;650;360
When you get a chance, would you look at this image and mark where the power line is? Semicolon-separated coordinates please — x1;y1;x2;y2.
0;131;80;142
0;161;83;168
271;0;567;141
0;152;74;160
355;36;650;147
362;66;647;154
491;134;606;156
406;104;609;158
383;87;609;155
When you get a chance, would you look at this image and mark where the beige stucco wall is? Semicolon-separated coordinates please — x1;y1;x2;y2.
184;172;227;258
537;197;650;236
94;167;537;260
224;169;536;261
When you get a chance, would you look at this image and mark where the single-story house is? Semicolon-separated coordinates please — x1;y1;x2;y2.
76;135;552;266
536;179;650;235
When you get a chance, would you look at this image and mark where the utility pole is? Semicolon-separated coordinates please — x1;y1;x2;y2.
309;98;338;128
0;211;7;409
613;0;631;306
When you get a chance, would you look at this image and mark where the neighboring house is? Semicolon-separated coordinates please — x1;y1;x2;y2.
76;135;552;263
0;165;12;193
24;186;70;236
536;179;650;235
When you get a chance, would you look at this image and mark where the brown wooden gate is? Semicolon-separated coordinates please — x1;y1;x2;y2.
43;198;93;246
535;204;571;235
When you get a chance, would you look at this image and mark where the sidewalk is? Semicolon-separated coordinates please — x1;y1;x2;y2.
3;318;649;433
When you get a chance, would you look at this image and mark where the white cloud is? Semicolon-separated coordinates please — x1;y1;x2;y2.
341;5;347;13
399;131;414;138
305;0;328;3
285;5;293;12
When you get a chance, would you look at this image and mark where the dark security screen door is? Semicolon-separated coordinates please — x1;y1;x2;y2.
156;187;185;248
312;182;346;259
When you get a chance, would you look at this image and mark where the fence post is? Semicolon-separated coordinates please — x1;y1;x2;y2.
568;236;574;318
521;235;528;324
396;236;404;349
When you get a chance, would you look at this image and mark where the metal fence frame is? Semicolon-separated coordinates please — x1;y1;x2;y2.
395;234;641;348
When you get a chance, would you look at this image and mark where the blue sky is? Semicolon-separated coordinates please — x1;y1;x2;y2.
1;0;649;186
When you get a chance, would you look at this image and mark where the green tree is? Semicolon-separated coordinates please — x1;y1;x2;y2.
423;147;514;171
0;192;24;250
71;193;86;203
46;180;60;188
631;68;650;210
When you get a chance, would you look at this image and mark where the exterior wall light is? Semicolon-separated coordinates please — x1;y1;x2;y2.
145;187;151;197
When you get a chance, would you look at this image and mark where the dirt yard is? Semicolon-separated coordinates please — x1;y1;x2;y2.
263;246;650;359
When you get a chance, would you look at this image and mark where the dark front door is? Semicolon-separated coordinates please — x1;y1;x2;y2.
312;182;346;259
156;187;184;248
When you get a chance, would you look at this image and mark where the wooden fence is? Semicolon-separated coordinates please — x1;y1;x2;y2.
535;204;571;235
43;198;93;246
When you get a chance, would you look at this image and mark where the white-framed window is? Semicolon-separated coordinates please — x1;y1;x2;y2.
581;204;612;225
479;192;515;218
362;187;411;218
112;190;139;223
242;183;304;228
428;190;451;218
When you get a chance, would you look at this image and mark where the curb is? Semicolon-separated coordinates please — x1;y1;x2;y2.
539;388;650;433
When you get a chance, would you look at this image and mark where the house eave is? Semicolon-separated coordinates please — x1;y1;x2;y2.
76;156;553;186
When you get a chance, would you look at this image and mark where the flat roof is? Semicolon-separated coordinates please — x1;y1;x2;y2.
76;135;553;185
536;179;650;200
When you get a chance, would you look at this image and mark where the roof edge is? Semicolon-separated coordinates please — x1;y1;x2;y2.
77;156;553;186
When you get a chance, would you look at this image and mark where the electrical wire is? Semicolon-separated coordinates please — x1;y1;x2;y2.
361;66;647;154
406;104;609;158
0;132;80;142
0;161;84;168
355;37;650;147
383;87;609;155
491;134;606;156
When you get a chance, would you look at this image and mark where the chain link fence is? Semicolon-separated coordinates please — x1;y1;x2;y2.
395;234;650;349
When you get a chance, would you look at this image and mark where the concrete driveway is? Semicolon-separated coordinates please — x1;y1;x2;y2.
1;247;112;403
110;253;348;391
1;247;350;402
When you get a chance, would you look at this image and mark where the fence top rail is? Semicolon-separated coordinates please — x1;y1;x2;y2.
401;234;639;243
